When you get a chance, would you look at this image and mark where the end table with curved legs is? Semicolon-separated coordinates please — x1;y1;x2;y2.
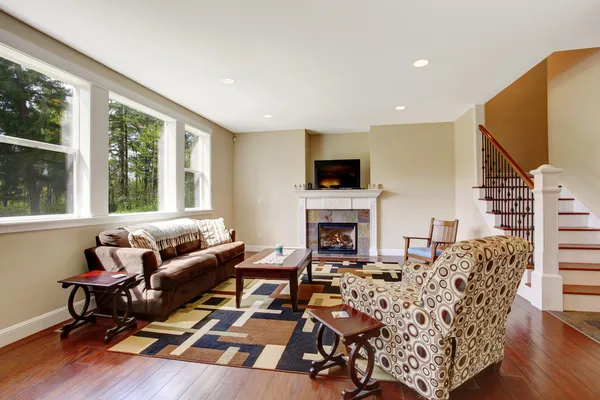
307;304;384;400
58;270;139;344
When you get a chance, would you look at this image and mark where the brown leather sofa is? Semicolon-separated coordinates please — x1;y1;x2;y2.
84;227;244;320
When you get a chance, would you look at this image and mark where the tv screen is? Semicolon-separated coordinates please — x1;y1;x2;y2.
314;159;360;189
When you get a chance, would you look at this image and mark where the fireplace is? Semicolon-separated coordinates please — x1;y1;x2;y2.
318;223;358;254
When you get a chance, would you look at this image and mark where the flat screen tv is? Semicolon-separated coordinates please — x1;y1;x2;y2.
314;159;360;189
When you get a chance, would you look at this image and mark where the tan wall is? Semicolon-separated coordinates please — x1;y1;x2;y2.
548;48;600;217
370;123;455;250
306;132;370;187
485;59;549;173
234;130;307;247
0;14;235;331
453;108;491;240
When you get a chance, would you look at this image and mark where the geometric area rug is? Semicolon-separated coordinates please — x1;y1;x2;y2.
109;259;402;381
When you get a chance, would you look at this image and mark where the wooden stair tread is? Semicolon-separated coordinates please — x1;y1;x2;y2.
559;226;600;231
559;198;575;201
563;285;600;296
559;212;589;215
525;282;531;287
559;243;600;250
473;185;530;189
526;263;600;271
559;262;600;271
495;226;532;231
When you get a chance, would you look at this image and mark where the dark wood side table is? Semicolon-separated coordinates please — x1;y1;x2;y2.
234;248;312;312
58;270;139;344
307;304;384;400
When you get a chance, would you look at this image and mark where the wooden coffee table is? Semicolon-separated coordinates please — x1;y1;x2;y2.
307;304;384;400
235;248;312;312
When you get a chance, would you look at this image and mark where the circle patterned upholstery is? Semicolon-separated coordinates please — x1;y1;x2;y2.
340;236;532;400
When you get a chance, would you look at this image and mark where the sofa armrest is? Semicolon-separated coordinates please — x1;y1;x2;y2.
229;229;236;242
401;261;436;287
84;246;159;286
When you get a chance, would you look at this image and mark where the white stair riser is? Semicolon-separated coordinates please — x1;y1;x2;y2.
563;294;600;312
476;188;532;199
559;201;574;212
492;214;533;228
559;230;600;244
559;214;589;227
559;249;600;263
560;270;600;285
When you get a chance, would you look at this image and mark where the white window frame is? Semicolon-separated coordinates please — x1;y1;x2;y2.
184;125;212;211
0;44;85;222
108;93;175;215
0;41;214;234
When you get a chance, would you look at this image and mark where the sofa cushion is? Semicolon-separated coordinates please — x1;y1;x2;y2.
150;253;218;290
191;241;245;263
159;247;177;261
176;239;201;255
98;229;131;247
197;218;232;249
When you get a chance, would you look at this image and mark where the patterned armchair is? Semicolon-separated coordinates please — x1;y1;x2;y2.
340;236;532;400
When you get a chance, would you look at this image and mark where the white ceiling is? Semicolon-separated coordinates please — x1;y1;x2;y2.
3;0;600;133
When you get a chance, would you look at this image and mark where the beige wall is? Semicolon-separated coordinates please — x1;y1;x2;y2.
234;130;307;247
370;123;455;250
453;107;491;241
548;48;600;217
306;132;370;187
485;59;549;173
0;13;234;331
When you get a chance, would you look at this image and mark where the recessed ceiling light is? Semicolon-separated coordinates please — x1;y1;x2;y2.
413;59;429;67
220;78;235;84
264;114;273;119
395;106;406;110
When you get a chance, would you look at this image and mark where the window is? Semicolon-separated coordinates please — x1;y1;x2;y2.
108;98;165;213
185;126;210;210
0;54;78;217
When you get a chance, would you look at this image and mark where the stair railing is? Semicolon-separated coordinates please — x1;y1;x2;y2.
479;125;534;248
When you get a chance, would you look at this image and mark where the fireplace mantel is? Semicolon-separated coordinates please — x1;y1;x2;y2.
294;189;383;256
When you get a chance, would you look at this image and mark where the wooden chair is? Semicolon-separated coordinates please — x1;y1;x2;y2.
403;218;459;264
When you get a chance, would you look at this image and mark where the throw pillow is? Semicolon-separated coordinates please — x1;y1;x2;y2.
197;218;232;249
128;229;162;265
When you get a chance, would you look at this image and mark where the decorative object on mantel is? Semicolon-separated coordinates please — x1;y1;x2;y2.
378;183;383;189
307;182;313;190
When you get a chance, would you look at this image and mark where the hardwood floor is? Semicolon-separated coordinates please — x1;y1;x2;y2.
2;274;600;399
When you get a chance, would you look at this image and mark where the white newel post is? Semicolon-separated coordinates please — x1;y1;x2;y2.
530;165;563;311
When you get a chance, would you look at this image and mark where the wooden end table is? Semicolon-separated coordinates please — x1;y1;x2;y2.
307;304;384;400
58;270;139;344
234;248;312;312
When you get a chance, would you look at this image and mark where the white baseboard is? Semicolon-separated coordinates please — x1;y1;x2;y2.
0;298;96;349
379;249;405;256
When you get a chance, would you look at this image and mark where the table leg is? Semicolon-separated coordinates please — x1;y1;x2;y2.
104;284;137;344
236;271;243;308
307;253;313;283
60;285;96;339
309;321;345;378
342;335;381;400
290;272;299;312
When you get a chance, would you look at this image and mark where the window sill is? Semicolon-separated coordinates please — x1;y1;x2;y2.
0;209;213;235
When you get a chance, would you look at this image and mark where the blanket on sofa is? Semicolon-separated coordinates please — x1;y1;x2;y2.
124;218;201;251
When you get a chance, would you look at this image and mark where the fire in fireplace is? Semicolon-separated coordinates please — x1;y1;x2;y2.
318;223;358;254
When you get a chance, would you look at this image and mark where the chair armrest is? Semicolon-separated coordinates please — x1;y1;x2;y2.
402;236;430;241
84;246;159;287
229;229;236;242
401;261;436;287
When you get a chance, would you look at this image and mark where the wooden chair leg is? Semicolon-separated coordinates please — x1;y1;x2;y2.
403;238;410;264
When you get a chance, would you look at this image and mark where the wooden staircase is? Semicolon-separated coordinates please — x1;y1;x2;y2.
475;125;600;311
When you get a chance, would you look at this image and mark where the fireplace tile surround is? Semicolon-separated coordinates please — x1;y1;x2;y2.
295;189;383;256
308;211;369;255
